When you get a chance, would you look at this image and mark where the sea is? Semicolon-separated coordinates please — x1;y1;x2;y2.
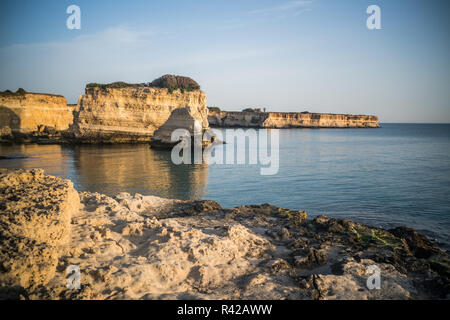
1;123;449;247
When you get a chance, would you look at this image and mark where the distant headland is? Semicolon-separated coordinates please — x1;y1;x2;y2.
208;108;380;129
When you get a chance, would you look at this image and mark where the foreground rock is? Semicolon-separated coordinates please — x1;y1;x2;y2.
0;169;79;294
0;169;448;300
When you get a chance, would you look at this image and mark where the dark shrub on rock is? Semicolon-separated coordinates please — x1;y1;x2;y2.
208;106;221;113
0;89;26;96
149;74;200;91
243;108;262;113
86;82;140;89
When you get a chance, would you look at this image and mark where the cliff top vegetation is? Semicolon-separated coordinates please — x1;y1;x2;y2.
86;74;201;93
0;88;64;98
208;106;221;113
242;108;263;113
0;88;26;97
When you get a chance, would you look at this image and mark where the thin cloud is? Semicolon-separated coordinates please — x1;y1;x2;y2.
250;0;314;15
0;24;272;102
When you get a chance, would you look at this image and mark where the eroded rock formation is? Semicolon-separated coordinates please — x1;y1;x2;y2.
0;76;209;144
149;106;209;149
0;90;74;135
71;81;208;143
0;169;448;300
0;78;381;145
208;110;380;128
0;169;79;292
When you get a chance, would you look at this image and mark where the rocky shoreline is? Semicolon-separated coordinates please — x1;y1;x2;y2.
0;169;448;300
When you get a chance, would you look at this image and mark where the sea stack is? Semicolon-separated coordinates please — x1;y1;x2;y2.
149;106;210;150
70;75;209;143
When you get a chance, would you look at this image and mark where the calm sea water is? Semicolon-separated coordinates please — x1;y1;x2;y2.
1;124;450;246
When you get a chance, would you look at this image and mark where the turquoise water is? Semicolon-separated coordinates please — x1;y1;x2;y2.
1;124;450;246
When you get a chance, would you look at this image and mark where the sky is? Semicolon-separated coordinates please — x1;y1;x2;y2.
0;0;449;123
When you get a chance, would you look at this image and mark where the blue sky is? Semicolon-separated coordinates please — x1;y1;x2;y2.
0;0;449;122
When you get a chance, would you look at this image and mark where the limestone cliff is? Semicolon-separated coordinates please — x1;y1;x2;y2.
71;85;208;143
0;90;74;134
208;111;380;128
150;106;210;149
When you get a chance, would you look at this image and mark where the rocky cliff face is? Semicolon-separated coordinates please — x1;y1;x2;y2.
0;91;74;134
150;106;209;149
71;86;208;143
208;111;380;128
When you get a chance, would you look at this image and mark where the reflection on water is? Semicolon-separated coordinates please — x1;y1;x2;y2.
0;144;208;200
0;144;74;177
